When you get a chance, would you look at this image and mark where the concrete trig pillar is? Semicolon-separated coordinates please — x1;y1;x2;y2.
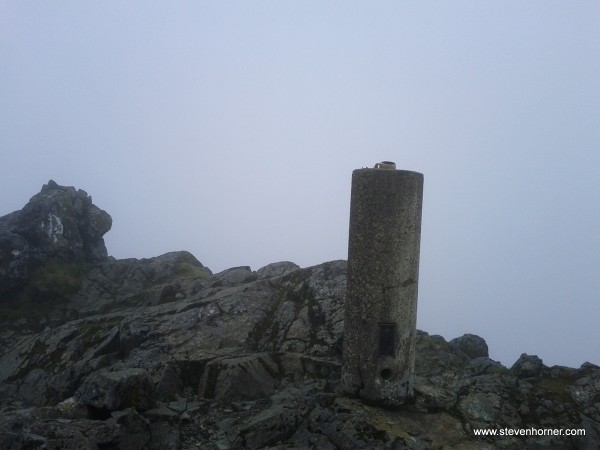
341;162;423;406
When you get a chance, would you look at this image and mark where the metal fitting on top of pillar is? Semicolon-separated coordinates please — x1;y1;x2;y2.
373;160;397;170
341;161;423;407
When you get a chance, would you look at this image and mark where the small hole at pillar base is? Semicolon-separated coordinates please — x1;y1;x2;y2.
380;368;392;380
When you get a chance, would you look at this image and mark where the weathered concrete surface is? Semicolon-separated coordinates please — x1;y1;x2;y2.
342;168;424;406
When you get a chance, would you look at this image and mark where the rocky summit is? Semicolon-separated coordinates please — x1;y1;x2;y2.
0;182;599;450
0;180;111;297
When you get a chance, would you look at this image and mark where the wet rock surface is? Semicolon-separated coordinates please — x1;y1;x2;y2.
1;183;599;449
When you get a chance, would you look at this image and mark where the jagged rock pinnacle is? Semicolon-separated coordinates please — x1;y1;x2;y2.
0;180;112;294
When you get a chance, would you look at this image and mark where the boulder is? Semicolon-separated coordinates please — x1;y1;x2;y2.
569;363;600;422
112;408;152;450
256;261;300;279
75;368;156;415
213;266;258;286
449;333;489;360
510;353;545;378
198;354;279;402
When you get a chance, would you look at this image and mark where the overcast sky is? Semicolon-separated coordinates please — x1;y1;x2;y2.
1;2;599;369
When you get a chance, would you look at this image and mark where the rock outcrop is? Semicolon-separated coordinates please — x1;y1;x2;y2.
0;182;599;449
0;180;111;297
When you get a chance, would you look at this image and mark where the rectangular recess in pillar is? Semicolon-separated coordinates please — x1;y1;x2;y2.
378;323;396;356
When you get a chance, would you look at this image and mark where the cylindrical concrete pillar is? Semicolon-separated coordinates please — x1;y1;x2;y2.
341;165;423;406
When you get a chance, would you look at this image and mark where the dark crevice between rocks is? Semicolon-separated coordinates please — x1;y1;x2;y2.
93;326;121;357
97;444;116;450
258;354;280;381
201;364;220;400
86;405;112;421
